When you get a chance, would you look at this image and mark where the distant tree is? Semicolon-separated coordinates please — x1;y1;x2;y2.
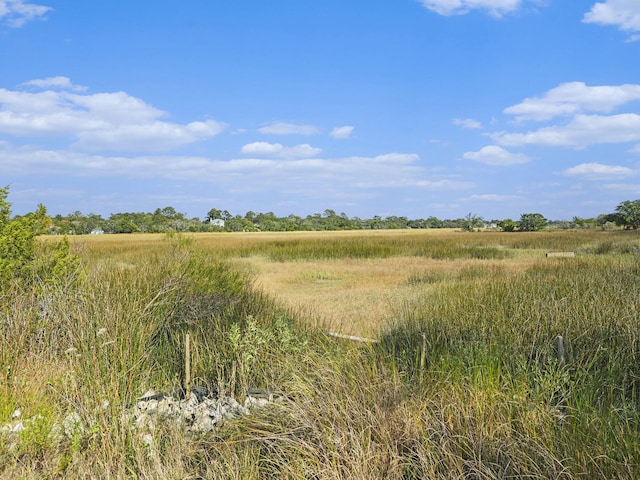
206;208;222;222
614;200;640;228
597;213;621;230
462;213;483;231
284;214;303;231
424;216;443;228
160;206;178;219
497;219;517;232
518;213;548;232
223;215;245;232
0;186;49;285
0;186;80;291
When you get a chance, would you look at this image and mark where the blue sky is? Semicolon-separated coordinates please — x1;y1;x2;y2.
1;0;640;220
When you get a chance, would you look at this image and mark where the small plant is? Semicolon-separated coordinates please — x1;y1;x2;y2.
406;270;448;285
308;270;335;281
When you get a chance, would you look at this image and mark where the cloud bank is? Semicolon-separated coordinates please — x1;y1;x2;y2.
463;145;530;165
0;0;51;27
419;0;529;17
0;78;227;151
583;0;640;41
563;162;635;180
493;82;640;148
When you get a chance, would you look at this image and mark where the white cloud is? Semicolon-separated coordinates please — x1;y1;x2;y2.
0;0;51;27
371;153;420;164
284;143;322;158
463;145;530;165
413;179;474;189
241;141;284;156
330;125;354;139
75;120;226;152
418;0;529;17
21;76;86;91
258;121;319;136
563;162;635;180
0;82;227;151
493;113;640;148
583;0;640;39
468;193;521;201
504;82;640;122
453;117;482;129
0;142;467;193
240;141;322;158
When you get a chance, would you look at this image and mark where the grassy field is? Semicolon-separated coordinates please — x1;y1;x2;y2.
2;228;640;478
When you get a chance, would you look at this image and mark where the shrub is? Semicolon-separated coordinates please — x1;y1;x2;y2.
0;186;81;294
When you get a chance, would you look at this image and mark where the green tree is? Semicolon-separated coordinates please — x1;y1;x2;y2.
0;186;49;284
462;213;483;232
206;208;222;221
0;186;80;291
498;219;517;232
614;200;640;228
518;213;548;232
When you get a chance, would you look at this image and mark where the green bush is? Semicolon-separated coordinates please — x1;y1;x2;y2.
0;186;81;293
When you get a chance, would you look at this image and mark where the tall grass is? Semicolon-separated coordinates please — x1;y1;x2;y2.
1;229;639;478
379;254;640;477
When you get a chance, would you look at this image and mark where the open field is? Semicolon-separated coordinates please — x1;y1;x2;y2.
67;228;623;337
3;228;640;478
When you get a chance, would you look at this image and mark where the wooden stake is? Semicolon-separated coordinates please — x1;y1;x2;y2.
185;333;191;393
420;333;427;373
326;331;378;343
556;335;565;365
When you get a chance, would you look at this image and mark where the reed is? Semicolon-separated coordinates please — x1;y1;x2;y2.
1;229;639;478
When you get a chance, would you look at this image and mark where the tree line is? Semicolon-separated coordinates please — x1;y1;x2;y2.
41;200;640;235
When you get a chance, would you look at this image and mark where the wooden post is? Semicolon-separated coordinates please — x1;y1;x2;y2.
556;335;565;365
555;335;568;425
185;333;191;393
420;333;427;374
326;332;378;343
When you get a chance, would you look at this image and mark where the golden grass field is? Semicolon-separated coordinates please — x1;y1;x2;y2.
68;229;545;338
5;227;637;478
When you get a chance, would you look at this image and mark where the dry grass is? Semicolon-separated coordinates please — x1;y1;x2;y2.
235;256;538;338
5;228;640;478
64;229;544;338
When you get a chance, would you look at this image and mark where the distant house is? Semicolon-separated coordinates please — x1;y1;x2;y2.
209;219;225;228
90;229;105;235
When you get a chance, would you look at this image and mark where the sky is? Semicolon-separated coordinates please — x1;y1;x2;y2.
1;0;640;221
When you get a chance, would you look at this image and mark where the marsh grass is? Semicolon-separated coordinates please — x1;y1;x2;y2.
2;229;639;478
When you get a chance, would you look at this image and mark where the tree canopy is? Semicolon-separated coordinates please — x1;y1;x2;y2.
27;197;640;234
0;186;80;292
615;200;640;228
518;213;548;232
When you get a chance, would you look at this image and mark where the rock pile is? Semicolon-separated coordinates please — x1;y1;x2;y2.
1;387;280;451
132;386;279;434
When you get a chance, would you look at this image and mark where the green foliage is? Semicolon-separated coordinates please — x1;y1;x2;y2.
518;212;548;231
462;212;483;231
3;230;640;478
47;201;637;234
226;314;307;393
497;218;517;232
0;186;49;287
379;255;640;476
615;199;640;228
0;187;81;292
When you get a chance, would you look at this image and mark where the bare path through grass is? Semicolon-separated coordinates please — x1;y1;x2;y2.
66;229;556;338
235;255;534;338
